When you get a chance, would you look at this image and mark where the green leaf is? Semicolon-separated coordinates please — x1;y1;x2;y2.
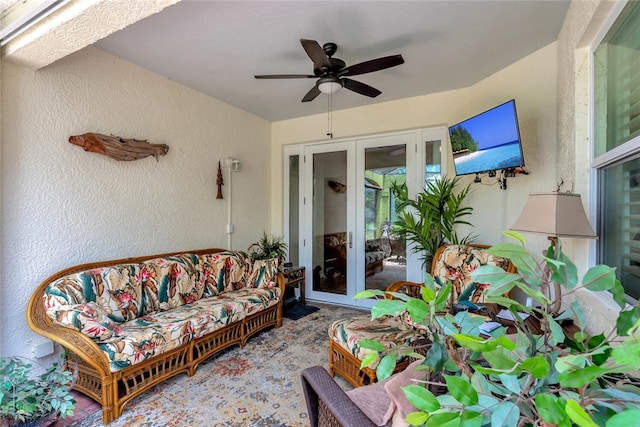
460;410;483;427
520;355;550;379
582;265;616;292
616;308;640;336
559;365;606;388
611;280;628;309
489;243;538;278
490;401;520;427
424;340;449;372
424;274;437;293
371;299;406;319
360;352;379;368
402;384;441;412
535;394;566;424
421;286;436;302
358;339;387;352
405;411;429;426
407;298;429;324
471;265;518;295
354;289;384;299
611;340;640;370
539;313;567;346
434;282;452;311
453;333;515;352
425;412;459;427
444;375;478;406
376;354;397;380
565;399;597;427
498;374;521;394
555;354;587;373
606;409;640;427
503;230;527;245
482;350;516;371
483;295;521;307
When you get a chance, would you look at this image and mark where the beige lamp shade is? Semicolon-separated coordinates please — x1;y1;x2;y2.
511;192;597;239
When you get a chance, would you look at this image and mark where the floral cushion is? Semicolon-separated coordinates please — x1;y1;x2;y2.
246;258;279;289
200;251;250;296
140;254;203;315
218;287;282;316
431;245;511;304
46;302;123;341
100;298;248;372
328;315;422;364
44;263;144;323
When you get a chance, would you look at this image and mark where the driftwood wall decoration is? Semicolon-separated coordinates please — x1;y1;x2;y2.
69;133;169;161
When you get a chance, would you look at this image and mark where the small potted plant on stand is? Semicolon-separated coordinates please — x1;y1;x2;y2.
0;357;75;427
247;231;288;269
357;232;640;426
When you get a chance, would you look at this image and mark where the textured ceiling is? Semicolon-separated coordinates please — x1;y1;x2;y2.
92;1;568;122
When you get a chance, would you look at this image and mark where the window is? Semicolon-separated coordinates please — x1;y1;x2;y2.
594;0;640;301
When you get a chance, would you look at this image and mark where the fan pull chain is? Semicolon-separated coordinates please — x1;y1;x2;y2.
326;92;333;139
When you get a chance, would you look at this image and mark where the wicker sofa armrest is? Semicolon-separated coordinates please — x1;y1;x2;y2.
27;277;112;374
301;366;376;427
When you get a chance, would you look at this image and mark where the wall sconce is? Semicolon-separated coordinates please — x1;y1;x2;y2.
224;158;241;172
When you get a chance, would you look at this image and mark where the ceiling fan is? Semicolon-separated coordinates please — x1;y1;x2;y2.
255;39;404;103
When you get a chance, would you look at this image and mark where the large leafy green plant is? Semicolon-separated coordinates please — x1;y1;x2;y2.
0;357;75;425
356;232;640;427
391;176;474;271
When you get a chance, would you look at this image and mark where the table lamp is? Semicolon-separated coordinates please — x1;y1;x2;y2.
510;192;597;314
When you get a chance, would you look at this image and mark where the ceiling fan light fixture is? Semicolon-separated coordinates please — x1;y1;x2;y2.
317;76;343;94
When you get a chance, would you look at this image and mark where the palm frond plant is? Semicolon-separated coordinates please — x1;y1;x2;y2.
390;176;475;271
356;231;640;427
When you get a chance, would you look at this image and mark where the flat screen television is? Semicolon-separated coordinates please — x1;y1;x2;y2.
448;99;525;176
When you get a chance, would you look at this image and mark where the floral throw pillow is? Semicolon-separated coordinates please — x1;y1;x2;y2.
247;258;279;289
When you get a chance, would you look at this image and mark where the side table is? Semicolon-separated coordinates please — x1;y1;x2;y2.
283;266;306;305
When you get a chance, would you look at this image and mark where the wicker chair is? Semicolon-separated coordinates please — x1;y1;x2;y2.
301;365;377;427
328;244;515;388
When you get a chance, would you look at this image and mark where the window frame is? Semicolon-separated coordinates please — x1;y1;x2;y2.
591;0;640;302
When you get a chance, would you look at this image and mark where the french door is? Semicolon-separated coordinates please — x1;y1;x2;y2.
284;127;446;307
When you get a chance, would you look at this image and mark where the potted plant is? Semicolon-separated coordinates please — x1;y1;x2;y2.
0;357;75;427
247;231;288;269
357;231;640;426
390;176;475;271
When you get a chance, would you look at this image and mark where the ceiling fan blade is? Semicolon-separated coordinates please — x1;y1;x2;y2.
342;78;381;98
302;86;321;102
255;74;316;79
300;39;331;69
339;54;404;77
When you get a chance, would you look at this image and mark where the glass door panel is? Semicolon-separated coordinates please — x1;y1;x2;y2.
287;154;300;266
305;142;355;306
364;144;407;292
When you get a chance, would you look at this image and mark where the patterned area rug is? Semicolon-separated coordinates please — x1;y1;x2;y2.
72;303;366;427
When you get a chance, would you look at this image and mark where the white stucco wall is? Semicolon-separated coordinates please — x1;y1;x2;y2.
0;46;271;358
270;43;559;261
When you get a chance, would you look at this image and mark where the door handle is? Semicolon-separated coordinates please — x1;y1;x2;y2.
348;232;353;249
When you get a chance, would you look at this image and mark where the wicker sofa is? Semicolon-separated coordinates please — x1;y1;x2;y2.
27;248;285;423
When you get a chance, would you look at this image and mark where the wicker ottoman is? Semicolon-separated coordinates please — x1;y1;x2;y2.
327;315;422;387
